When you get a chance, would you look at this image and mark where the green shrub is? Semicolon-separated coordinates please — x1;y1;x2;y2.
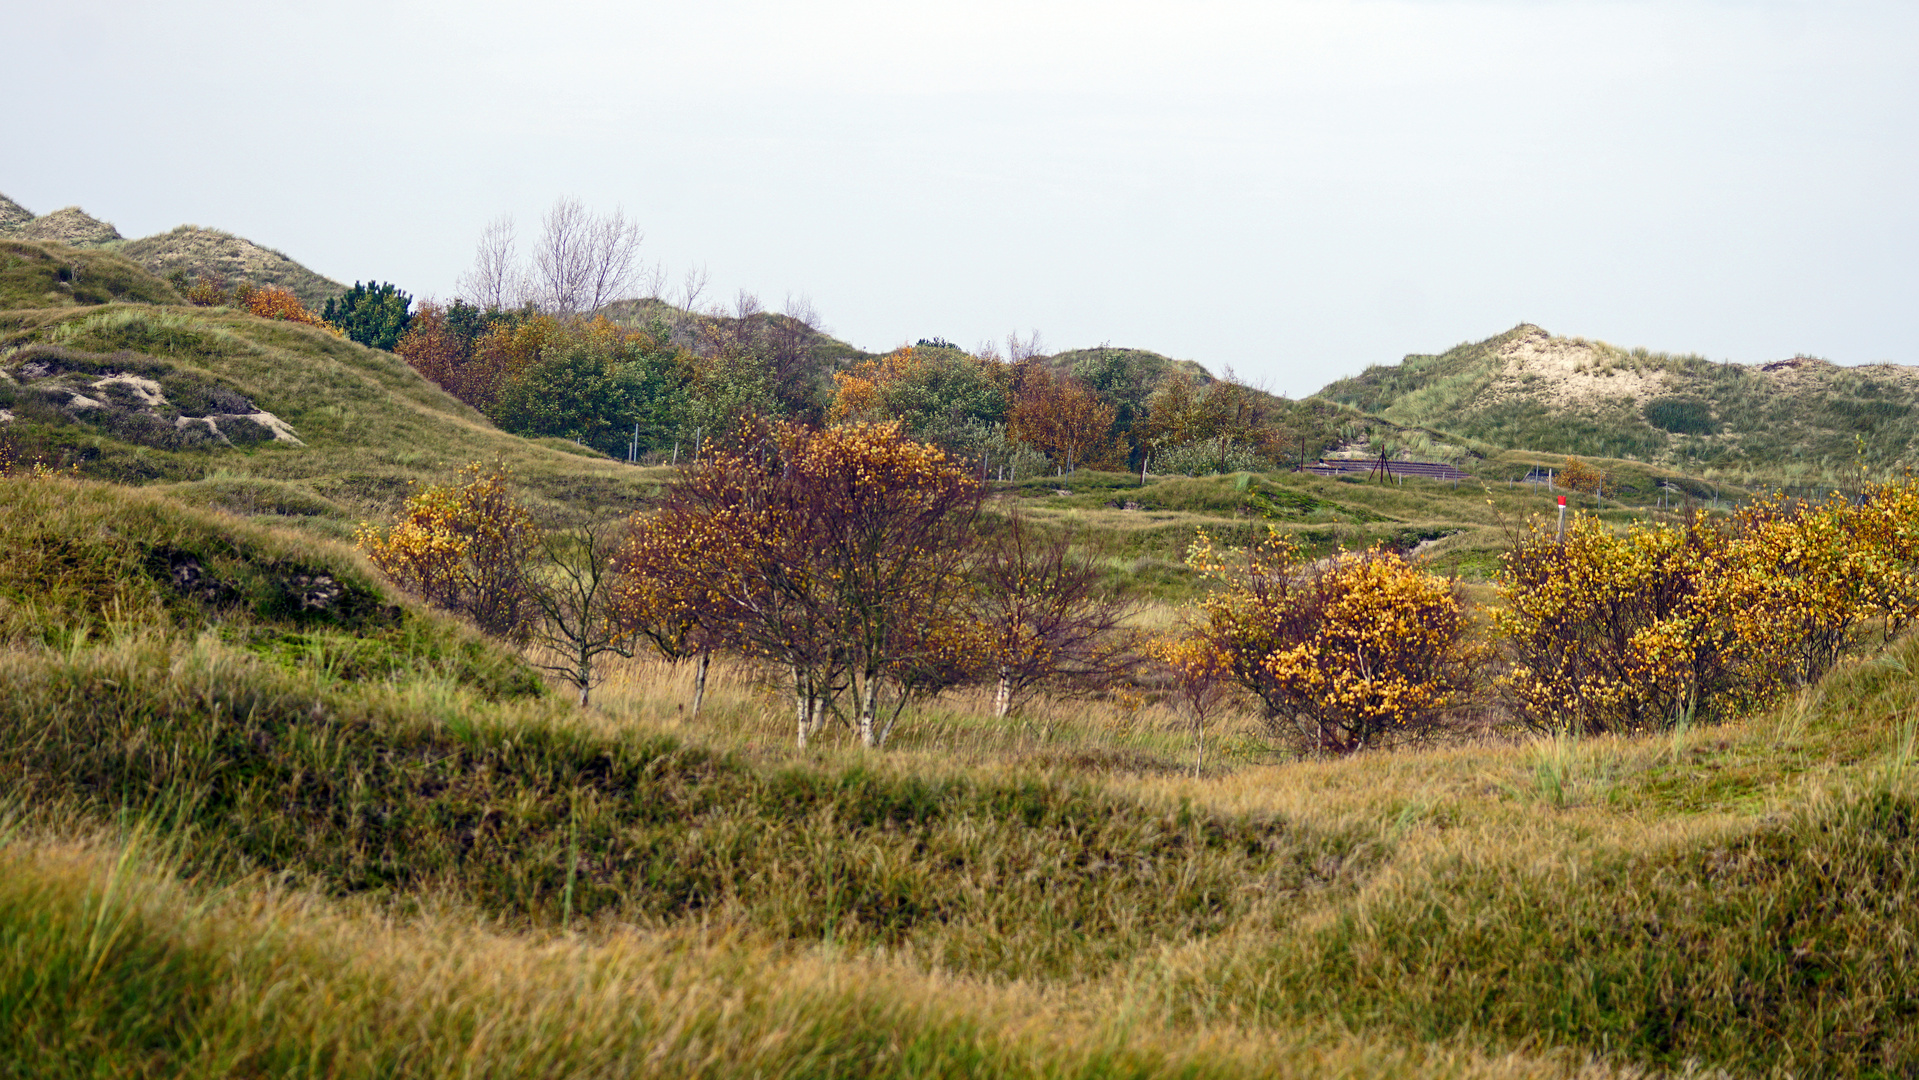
322;280;413;350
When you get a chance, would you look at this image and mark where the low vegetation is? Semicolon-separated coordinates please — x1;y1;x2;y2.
5;217;1919;1077
5;466;1916;1077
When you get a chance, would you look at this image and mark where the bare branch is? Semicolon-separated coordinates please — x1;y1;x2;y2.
457;215;525;311
782;292;822;331
581;206;644;314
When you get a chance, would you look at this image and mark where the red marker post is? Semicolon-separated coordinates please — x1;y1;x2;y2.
1556;494;1568;544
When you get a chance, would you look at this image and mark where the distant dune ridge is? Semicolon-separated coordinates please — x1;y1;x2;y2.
113;225;346;310
1319;323;1919;471
0;192;34;234
0;191;343;309
6;187;1909;477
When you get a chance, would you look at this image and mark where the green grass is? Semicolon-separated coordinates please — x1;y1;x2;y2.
1;303;660;525
0;240;180;309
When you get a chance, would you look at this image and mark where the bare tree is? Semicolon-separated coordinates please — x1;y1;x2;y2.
974;514;1132;719
638;260;669;302
677;264;710;313
580;206;644;313
528;523;634;708
733;289;763;320
1006;330;1046;362
531;197;592;314
527;197;645;316
458;215;525;311
783;292;822;331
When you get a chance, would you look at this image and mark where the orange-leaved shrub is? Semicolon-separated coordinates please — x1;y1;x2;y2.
1558;456;1608;496
1179;527;1480;753
239;284;340;333
354;462;542;641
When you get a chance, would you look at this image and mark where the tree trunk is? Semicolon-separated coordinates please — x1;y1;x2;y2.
794;666;811;749
691;650;711;716
994;669;1012;719
857;672;881;748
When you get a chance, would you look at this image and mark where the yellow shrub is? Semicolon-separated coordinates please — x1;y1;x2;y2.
1498;479;1919;734
1182;527;1478;753
355;462;541;640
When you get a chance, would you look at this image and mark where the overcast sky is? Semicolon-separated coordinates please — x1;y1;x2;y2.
6;1;1913;396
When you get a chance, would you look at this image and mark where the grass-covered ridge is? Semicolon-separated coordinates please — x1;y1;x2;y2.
110;224;348;311
1317;323;1919;479
1;303;657;529
0;239;181;309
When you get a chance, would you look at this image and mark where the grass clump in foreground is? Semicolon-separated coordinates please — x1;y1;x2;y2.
4;474;1919;1077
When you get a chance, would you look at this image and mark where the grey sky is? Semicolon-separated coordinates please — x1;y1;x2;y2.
7;1;1914;396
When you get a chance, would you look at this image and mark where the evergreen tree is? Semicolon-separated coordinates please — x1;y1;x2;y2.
324;280;414;350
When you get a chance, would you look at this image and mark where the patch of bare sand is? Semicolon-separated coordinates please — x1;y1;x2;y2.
1492;326;1670;410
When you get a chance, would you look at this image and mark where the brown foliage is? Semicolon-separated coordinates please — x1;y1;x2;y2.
240;284;335;331
1007;365;1121;471
636;419;984;747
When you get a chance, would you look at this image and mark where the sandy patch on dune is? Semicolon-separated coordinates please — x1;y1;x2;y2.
1494;326;1671;409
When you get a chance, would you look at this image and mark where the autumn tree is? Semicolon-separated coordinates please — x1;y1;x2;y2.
648;419;984;748
1184;528;1479;753
972;514;1131;719
613;510;725;714
1007;366;1118;473
1558;457;1609;497
355;462;542;641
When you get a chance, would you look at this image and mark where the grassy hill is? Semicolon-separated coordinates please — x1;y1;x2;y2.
1;244;654;534
111;224;348;310
1318;323;1919;482
0;192;348;308
0;192;32;234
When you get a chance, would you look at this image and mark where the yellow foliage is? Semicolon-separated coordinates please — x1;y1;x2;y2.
1557;457;1607;495
1497;478;1919;734
355;462;542;640
1179;527;1477;753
